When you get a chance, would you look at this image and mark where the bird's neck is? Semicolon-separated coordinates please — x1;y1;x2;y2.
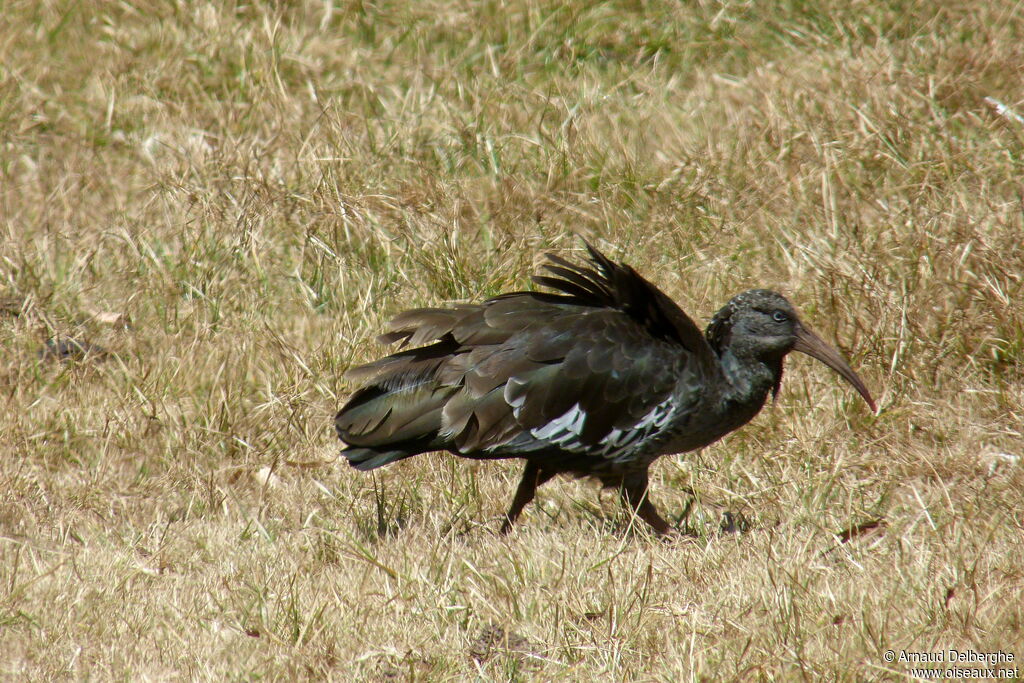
717;347;784;408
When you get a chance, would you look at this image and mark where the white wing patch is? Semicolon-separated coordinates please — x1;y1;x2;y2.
607;401;675;461
528;403;587;444
515;397;677;457
636;403;672;429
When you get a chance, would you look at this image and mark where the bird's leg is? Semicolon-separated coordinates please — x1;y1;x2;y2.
619;473;673;535
500;461;555;534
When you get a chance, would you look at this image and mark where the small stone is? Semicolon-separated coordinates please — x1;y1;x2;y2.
39;337;110;362
468;625;539;665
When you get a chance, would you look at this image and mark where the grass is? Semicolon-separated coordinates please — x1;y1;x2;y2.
2;0;1023;679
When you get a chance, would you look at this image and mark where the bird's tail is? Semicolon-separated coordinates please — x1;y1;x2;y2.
341;447;416;471
335;345;458;469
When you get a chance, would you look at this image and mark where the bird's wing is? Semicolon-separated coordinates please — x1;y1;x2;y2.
440;301;705;456
340;245;713;458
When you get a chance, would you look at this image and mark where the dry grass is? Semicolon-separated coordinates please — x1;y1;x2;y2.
2;0;1023;680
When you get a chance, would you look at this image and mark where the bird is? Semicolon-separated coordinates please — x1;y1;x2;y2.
335;243;876;535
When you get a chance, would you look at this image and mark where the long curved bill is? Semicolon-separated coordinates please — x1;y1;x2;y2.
794;324;877;412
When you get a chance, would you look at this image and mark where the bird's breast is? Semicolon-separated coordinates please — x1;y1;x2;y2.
644;388;771;457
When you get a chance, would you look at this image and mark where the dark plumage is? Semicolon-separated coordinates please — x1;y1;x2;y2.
335;243;876;534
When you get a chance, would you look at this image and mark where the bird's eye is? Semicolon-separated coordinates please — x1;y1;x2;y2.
771;310;789;323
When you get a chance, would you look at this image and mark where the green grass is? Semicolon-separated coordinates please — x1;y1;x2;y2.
2;0;1023;679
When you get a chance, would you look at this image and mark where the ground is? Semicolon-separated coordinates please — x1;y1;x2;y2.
1;1;1023;680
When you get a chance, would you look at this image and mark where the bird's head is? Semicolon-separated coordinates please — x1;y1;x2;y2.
707;289;876;411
